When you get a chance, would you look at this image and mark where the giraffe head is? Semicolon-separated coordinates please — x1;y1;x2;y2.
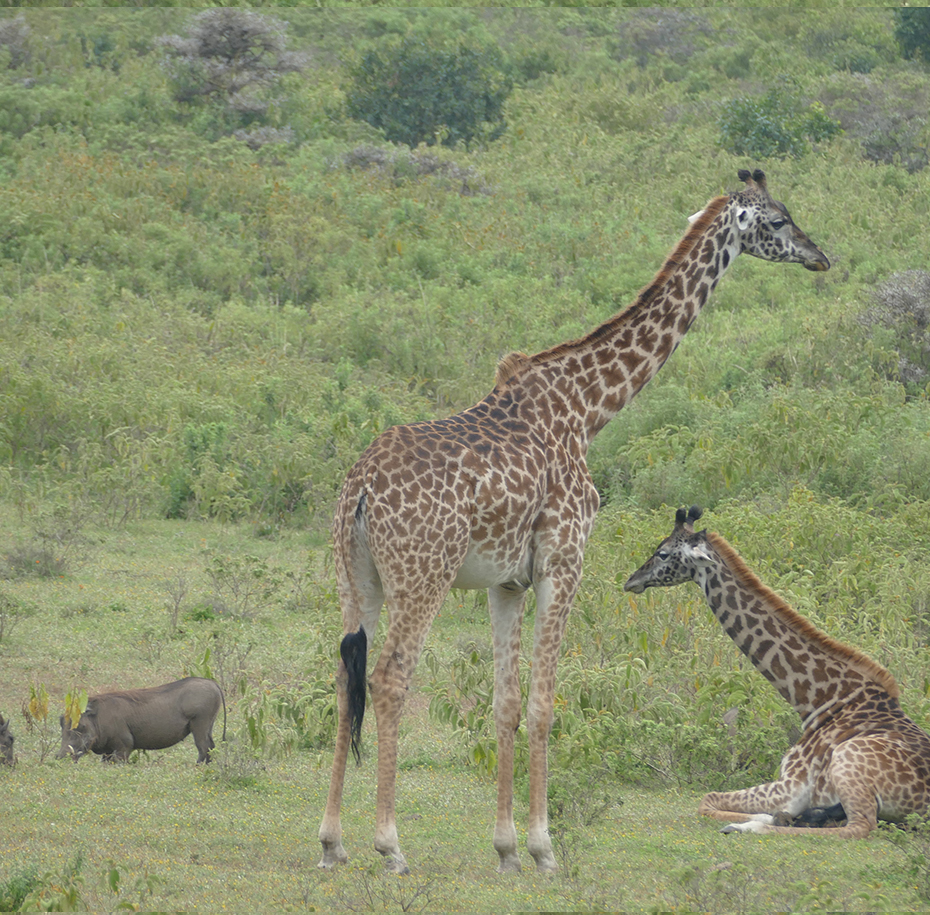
623;505;712;593
732;169;830;272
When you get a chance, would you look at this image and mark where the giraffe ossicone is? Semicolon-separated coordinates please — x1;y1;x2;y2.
318;170;829;875
624;508;930;838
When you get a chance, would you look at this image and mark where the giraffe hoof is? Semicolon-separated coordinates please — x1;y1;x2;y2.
384;859;410;876
496;855;522;874
318;841;349;868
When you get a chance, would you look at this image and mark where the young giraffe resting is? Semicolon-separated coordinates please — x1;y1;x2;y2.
624;507;930;838
319;171;829;875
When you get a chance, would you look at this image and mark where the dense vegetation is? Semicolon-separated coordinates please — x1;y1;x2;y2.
3;7;930;910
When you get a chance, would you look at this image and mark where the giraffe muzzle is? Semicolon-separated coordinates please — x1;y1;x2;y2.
804;252;831;272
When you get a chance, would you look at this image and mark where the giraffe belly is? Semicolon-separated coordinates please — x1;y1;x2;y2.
451;545;531;591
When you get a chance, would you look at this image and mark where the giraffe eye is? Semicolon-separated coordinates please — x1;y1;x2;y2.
657;550;670;561
770;219;786;230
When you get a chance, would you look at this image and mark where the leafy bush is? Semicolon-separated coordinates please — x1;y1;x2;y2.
346;35;512;148
859;270;930;389
0;15;30;70
611;10;714;68
718;78;842;158
158;9;305;134
819;71;930;172
894;8;930;62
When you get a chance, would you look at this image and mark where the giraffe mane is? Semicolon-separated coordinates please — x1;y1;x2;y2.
706;531;901;699
494;351;531;387
527;194;731;368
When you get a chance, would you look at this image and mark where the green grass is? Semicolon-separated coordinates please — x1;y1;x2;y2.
1;510;928;912
0;737;920;912
0;735;922;913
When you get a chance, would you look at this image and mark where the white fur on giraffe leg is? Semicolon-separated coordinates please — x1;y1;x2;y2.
721;815;773;835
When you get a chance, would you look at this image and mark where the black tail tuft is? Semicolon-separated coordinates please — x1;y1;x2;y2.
341;628;368;766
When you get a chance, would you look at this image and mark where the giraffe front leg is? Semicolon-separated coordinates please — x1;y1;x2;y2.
525;685;558;873
523;564;584;874
489;585;526;873
699;772;812;832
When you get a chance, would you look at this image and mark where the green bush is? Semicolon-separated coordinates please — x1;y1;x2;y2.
718;78;842;158
894;8;930;62
346;35;512;148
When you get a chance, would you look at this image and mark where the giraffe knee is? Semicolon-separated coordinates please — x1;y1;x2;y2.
367;668;408;710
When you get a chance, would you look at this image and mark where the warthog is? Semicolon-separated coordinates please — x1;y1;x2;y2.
58;678;225;763
0;713;13;766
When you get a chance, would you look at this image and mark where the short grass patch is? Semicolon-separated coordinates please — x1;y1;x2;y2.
0;511;926;911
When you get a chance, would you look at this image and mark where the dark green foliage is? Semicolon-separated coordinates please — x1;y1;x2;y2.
718;78;842;158
0;7;929;540
894;8;930;62
346;35;512;148
0;870;41;913
2;545;67;579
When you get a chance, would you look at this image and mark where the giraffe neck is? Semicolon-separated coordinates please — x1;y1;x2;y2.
496;195;739;448
695;532;899;725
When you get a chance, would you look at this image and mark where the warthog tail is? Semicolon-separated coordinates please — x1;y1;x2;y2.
341;628;367;765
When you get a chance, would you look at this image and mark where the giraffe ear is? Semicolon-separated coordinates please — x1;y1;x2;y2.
687;209;705;224
736;207;752;232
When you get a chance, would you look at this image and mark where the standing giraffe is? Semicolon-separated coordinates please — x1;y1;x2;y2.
624;506;930;838
319;170;830;874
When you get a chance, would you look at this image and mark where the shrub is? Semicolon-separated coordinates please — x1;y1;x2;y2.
718;78;842;158
346;35;512;148
611;10;715;68
158;9;306;128
858;270;930;389
0;15;30;70
820;71;930;172
894;8;930;62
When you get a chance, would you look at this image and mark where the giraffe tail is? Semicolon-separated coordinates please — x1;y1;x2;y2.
341;628;367;765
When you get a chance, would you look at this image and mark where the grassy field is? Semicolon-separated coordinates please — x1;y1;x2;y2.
1;511;928;913
4;7;930;912
1;757;919;913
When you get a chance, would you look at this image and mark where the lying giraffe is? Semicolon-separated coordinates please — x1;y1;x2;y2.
624;506;930;837
319;171;829;875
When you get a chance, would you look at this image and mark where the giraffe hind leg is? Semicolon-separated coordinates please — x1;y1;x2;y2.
319;515;384;870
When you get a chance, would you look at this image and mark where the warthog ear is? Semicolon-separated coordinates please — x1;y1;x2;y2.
84;700;98;717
